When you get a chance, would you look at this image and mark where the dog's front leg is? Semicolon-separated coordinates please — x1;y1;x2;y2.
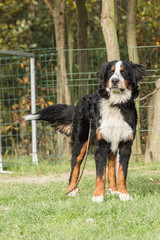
107;152;118;194
117;141;133;201
92;140;110;203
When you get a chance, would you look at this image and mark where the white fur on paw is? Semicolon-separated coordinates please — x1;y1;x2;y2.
107;188;119;195
118;192;133;201
67;188;79;197
92;195;104;203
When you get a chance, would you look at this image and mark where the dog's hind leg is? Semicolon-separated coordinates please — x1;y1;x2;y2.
67;141;87;196
92;140;110;203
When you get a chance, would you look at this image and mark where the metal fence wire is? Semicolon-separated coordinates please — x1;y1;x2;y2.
0;46;160;165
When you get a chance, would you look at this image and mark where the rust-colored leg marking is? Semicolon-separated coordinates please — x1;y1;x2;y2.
129;133;134;144
117;164;128;194
108;153;117;192
67;165;80;192
67;142;87;192
93;167;106;197
96;128;103;141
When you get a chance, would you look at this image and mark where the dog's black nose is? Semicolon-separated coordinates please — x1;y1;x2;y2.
111;78;119;85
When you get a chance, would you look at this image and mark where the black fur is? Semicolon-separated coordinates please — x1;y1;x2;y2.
31;104;75;136
24;60;145;201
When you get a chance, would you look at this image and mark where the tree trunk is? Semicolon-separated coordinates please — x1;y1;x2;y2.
127;0;139;63
145;79;160;161
44;0;70;156
114;0;119;41
44;0;70;105
67;24;74;81
75;0;88;96
67;22;74;104
145;93;155;158
101;0;120;61
127;0;142;158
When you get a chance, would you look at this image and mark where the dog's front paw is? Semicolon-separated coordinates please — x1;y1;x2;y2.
92;195;104;203
118;192;133;201
67;187;79;197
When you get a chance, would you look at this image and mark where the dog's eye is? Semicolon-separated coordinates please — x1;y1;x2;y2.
108;69;114;75
121;70;127;76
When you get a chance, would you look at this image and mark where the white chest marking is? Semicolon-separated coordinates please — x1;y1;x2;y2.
108;89;131;105
99;99;133;153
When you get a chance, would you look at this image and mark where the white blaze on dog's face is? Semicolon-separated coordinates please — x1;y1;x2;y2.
106;61;130;92
108;61;124;90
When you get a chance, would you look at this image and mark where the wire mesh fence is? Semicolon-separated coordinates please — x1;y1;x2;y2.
0;51;38;169
0;46;160;166
0;55;32;158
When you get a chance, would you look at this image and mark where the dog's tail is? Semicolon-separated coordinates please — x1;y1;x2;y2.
23;104;75;136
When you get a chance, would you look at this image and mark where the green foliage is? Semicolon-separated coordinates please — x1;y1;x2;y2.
0;0;54;50
137;0;160;45
0;0;159;51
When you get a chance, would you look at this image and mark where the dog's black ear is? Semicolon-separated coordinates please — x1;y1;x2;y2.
96;62;109;81
129;62;146;82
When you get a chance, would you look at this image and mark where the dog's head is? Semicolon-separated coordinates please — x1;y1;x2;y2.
97;60;145;103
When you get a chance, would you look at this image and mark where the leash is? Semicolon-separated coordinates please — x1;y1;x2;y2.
65;119;92;195
135;87;160;102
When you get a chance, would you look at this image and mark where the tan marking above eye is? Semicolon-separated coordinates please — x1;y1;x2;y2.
120;66;124;71
111;66;115;71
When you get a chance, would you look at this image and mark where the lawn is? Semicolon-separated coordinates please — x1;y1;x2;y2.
0;159;160;240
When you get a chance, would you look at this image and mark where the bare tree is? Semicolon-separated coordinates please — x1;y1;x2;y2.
44;0;70;156
127;0;139;63
114;0;119;41
44;0;70;105
145;79;160;161
127;0;142;157
101;0;120;61
75;0;88;96
75;0;88;51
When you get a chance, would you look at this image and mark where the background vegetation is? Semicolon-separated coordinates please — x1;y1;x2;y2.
0;0;160;161
0;0;159;51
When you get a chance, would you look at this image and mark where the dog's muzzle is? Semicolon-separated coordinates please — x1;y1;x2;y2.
107;87;125;93
106;78;125;93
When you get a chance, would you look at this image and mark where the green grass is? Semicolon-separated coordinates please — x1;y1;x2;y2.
0;160;160;240
2;156;96;176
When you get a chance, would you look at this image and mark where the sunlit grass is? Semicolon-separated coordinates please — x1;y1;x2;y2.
2;155;95;176
0;160;160;240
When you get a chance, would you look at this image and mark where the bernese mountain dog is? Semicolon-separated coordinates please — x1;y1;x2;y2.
23;60;145;203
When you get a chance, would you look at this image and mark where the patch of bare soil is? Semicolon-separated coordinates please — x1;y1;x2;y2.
0;170;95;185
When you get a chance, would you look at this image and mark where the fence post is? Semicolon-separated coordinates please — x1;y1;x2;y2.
0;102;12;173
30;57;38;165
0;107;3;172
